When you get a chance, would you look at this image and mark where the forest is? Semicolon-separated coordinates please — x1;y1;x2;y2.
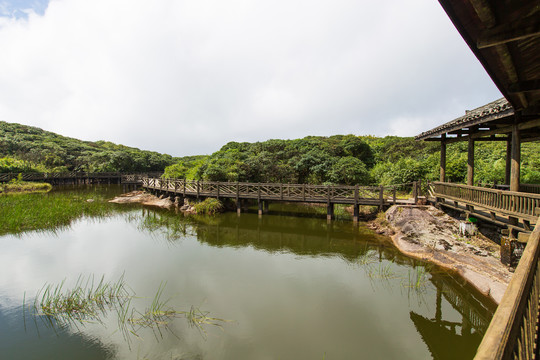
1;121;538;186
0;121;175;173
162;135;540;186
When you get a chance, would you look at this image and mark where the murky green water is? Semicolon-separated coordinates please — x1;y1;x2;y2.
0;186;496;359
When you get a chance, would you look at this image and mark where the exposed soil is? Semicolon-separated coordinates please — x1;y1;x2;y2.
109;191;174;209
370;205;512;304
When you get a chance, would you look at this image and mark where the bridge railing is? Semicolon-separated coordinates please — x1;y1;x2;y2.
474;218;540;359
1;172;164;183
143;177;421;205
431;182;540;222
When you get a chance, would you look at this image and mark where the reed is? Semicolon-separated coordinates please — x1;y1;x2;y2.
29;276;229;343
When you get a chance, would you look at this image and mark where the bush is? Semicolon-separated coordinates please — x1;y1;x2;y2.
193;198;224;215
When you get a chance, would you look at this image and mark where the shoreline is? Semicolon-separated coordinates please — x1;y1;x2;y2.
371;205;511;304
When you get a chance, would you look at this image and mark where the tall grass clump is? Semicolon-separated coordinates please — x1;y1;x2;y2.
0;179;52;195
29;276;229;345
194;198;223;215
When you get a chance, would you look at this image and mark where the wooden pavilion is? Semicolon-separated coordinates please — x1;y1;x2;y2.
416;0;540;192
416;1;540;358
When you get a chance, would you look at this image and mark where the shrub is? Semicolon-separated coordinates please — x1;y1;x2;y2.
193;198;224;215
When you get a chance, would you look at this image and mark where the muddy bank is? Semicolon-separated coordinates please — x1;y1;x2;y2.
372;205;511;304
109;191;174;209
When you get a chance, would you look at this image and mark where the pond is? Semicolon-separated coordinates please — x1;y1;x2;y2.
0;186;496;359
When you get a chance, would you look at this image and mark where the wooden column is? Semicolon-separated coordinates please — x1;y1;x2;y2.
505;137;511;185
467;137;475;186
327;203;334;222
510;122;521;192
440;135;446;182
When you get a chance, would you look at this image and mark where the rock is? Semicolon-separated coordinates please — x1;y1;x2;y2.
383;205;512;304
86;199;94;203
109;191;173;209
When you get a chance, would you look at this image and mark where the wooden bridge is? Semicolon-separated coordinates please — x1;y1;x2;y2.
0;172;160;186
142;177;419;221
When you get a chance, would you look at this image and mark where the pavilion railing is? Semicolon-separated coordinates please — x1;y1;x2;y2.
431;182;540;223
474;218;540;359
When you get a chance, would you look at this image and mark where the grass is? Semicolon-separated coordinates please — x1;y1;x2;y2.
0;187;126;235
0;181;52;195
29;275;229;344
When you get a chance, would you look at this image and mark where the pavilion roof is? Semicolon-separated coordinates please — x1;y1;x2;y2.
415;98;513;141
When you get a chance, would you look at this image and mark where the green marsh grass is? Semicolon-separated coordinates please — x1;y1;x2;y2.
0;181;52;195
0;186;130;235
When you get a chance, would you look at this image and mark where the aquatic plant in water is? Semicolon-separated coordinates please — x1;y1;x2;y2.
28;275;229;345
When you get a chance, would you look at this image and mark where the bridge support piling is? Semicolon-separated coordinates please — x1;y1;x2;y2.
327;203;334;222
258;200;263;217
353;205;359;223
237;200;242;216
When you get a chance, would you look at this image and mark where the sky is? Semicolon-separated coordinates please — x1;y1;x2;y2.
0;0;502;157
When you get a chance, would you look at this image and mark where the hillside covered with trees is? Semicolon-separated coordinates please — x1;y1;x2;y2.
163;135;540;186
1;120;538;186
0;121;176;173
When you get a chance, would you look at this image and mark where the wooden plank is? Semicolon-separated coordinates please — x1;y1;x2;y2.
474;218;540;359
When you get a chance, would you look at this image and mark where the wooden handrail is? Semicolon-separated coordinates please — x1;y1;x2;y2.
474;218;540;359
142;177;418;205
432;182;540;222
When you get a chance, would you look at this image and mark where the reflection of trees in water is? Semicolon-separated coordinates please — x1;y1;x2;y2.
136;208;496;359
410;275;496;360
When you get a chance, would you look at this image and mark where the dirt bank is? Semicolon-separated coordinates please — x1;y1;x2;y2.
109;191;174;209
373;205;511;304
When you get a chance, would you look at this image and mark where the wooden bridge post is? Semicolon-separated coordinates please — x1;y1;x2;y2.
236;182;240;215
174;180;178;194
197;180;200;200
216;183;220;200
379;186;384;211
327;202;334;222
302;184;306;202
414;181;419;205
354;185;359;223
183;178;186;197
258;184;262;217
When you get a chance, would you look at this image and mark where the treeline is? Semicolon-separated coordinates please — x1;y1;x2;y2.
1;120;538;185
164;135;540;186
0;121;175;173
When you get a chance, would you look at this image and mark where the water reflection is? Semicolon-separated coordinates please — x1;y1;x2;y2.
0;187;497;359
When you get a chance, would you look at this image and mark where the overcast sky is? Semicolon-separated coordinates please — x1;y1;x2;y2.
0;0;502;156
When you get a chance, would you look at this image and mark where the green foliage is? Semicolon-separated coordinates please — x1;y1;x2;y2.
163;135;376;185
0;121;176;173
328;157;369;185
194;198;224;215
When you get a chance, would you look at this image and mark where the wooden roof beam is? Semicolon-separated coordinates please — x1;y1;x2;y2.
509;79;540;94
477;16;540;49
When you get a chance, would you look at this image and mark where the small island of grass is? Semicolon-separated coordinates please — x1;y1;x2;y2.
0;178;52;195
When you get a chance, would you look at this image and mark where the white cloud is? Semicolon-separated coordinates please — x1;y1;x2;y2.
0;0;501;156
